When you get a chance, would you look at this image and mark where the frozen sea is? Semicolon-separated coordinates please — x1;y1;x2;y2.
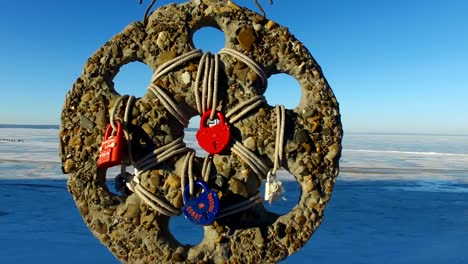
0;126;467;263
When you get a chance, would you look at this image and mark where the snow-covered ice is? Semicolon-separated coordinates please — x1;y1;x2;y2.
0;127;467;263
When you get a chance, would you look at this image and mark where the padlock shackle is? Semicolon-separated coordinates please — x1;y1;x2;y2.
183;180;209;203
104;122;122;139
199;110;225;127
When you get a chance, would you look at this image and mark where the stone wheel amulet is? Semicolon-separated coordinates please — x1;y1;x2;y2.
59;1;342;263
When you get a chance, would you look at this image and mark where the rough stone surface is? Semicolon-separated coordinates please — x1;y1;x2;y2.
237;27;256;52
59;1;343;263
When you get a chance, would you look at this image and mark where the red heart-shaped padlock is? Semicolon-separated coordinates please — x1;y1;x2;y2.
196;111;230;155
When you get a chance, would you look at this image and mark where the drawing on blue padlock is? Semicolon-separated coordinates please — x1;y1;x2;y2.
182;180;220;225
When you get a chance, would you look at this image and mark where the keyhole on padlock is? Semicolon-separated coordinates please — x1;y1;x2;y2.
212;141;217;150
202;212;209;220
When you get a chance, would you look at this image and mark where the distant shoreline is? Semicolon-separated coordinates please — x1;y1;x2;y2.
0;124;199;132
0;124;59;129
0;124;466;136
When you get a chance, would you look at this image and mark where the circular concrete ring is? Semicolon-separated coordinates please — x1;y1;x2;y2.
59;1;342;263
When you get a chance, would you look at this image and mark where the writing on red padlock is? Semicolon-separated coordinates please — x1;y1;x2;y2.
196;110;230;155
97;122;125;168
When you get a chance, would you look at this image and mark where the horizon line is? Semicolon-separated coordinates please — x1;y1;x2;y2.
1;124;467;136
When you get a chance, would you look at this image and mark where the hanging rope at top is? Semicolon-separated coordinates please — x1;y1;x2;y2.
138;0;274;25
253;0;273;18
139;0;157;26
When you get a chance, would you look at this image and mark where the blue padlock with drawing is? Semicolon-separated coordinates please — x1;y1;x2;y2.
182;180;220;225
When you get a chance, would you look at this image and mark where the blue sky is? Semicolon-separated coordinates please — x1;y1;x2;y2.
0;0;467;134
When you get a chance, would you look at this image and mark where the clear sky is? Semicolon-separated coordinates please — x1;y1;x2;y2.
0;0;467;134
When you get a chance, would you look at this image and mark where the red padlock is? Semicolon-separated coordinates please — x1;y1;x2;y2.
97;122;125;168
196;110;231;155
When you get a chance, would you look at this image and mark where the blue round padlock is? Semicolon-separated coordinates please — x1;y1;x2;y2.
182;180;220;225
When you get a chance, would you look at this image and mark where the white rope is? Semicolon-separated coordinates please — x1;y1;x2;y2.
180;151;196;197
122;95;136;129
178;150;261;219
214;49;270;182
129;169;180;216
151;49;202;83
225;95;266;124
194;52;220;118
112;48;283;217
194;52;209;114
217;192;262;219
219;47;267;88
128;139;190;216
123;95;136;163
125;136;191;216
188;151;195;196
207;56;215;114
211;54;220;120
112;48;268;217
265;105;287;203
110;95;128;132
201;155;213;182
215;47;268;123
148;84;189;127
202;53;211;114
108;95;136;166
272;105;285;175
231;140;269;181
180;151;190;197
194;48;265;122
235;140;269;174
149;49;204;128
134;184;180;216
137;49;208;215
125;136;193;216
135;137;189;171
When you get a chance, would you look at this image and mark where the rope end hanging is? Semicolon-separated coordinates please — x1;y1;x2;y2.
139;0;157;26
253;0;273;19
